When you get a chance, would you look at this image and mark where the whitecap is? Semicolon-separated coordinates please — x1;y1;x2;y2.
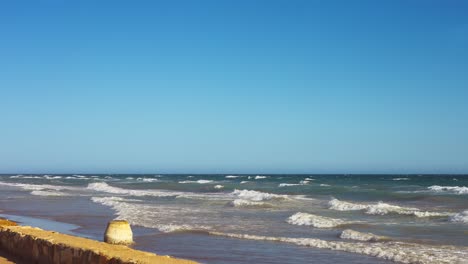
179;180;213;184
137;178;159;182
240;181;249;184
225;175;240;178
232;189;287;201
320;184;331;187
328;198;452;217
214;185;224;189
87;182;176;197
287;212;347;228
428;185;468;195
30;190;68;196
279;183;302;187
254;176;267;179
392;178;409;181
230;199;270;208
450;210;468;223
340;229;388;242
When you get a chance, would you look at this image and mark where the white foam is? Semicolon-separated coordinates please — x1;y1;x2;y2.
328;198;452;217
179;180;213;184
137;178;159;182
9;175;41;179
340;229;388;242
254;176;267;179
230;199;269;208
232;189;287;201
300;180;310;184
392;178;409;181
328;198;368;211
428;185;468;195
287;212;347;228
87;182;176;197
30;190;68;196
225;175;240;178
279;183;302;187
450;210;468;223
91;196;211;233
304;178;314;181
65;176;90;180
214;185;224;189
320;184;331;187
208;232;468;264
240;181;249;184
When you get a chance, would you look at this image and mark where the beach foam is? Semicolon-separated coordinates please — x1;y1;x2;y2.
91;196;211;233
287;212;347;228
428;185;468;195
208;232;468;264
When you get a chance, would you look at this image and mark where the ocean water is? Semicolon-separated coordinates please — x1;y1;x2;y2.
0;174;467;264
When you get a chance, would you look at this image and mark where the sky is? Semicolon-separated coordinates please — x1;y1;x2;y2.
1;0;467;174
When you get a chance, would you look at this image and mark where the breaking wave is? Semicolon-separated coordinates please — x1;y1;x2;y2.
340;229;388;242
287;212;348;228
91;196;211;233
87;182;177;197
450;210;468;223
0;181;79;196
30;190;69;196
179;180;213;184
231;189;287;201
230;199;271;208
328;199;452;217
207;232;468;264
428;185;468;195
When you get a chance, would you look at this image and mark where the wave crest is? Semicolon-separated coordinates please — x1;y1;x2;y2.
232;189;287;201
340;229;388;242
287;212;347;228
328;198;452;217
450;210;468;223
428;185;468;195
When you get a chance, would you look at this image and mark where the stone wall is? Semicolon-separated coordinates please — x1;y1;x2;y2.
0;225;197;264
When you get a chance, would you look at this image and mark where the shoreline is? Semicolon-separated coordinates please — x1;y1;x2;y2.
0;216;198;264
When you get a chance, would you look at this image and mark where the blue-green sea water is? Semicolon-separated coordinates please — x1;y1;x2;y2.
0;174;467;263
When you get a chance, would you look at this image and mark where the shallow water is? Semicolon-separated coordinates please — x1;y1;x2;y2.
0;174;467;263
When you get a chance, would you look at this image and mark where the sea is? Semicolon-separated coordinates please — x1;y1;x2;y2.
0;174;467;264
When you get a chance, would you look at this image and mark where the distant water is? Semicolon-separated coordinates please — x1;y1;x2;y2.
1;174;467;263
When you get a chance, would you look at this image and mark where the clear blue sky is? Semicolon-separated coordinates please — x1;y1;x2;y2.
1;0;467;174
